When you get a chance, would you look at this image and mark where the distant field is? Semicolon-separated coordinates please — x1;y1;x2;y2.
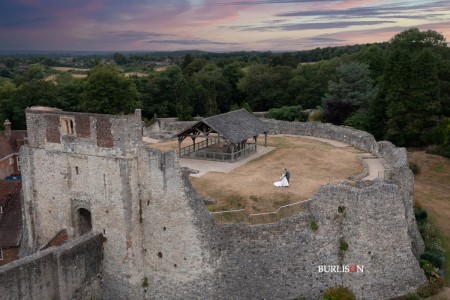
124;72;148;77
71;74;88;78
154;66;168;72
44;74;57;81
49;67;147;78
51;67;90;72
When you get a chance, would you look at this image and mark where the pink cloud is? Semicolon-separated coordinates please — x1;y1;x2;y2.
326;0;378;10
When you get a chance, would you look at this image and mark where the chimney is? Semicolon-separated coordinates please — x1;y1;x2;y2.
3;119;11;137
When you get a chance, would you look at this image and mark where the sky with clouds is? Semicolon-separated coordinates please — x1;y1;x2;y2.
0;0;449;52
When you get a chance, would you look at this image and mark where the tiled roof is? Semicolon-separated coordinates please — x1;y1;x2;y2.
176;109;273;144
0;131;27;159
0;181;22;248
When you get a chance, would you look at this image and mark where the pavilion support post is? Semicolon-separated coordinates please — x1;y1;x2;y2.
264;132;268;147
177;138;182;157
254;136;258;151
231;143;235;163
192;137;196;151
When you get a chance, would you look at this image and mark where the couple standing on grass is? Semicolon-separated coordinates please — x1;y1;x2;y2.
273;168;290;187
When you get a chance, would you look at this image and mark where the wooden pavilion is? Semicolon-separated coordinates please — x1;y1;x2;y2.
176;109;273;162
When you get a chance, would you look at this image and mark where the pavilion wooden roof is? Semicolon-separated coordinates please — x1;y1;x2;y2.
176;109;273;144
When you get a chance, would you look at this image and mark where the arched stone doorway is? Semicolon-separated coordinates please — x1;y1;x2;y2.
77;208;92;235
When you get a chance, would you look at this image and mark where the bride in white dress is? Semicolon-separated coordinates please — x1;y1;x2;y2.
273;172;289;187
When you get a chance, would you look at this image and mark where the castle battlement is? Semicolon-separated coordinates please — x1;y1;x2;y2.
25;107;143;157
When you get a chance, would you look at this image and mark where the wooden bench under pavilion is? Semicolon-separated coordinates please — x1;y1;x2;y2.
176;109;273;162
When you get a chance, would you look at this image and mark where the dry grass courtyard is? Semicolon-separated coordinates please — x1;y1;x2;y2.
149;135;365;215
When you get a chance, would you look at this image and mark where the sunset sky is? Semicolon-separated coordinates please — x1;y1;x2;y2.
1;0;449;52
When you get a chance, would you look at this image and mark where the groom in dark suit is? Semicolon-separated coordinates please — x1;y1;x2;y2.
284;168;290;183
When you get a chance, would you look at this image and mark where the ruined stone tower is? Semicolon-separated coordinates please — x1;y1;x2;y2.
20;107;216;299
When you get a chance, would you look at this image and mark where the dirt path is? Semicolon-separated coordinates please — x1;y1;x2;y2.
180;146;275;177
362;158;385;180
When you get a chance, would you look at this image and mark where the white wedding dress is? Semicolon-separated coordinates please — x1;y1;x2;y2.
273;174;289;187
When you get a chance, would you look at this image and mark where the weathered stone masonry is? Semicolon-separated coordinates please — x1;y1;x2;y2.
2;110;426;299
0;233;102;300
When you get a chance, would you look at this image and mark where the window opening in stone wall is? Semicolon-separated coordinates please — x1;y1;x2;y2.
0;248;3;260
75;166;79;175
77;208;92;236
60;117;75;135
17;156;20;171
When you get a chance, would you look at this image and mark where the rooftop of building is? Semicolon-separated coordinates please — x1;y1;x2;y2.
0;119;27;160
0;181;22;248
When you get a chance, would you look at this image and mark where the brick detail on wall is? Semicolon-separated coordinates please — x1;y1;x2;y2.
41;229;69;250
96;116;113;148
75;115;91;138
0;247;19;266
45;115;61;144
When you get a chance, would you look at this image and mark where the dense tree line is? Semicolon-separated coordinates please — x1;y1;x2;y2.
0;29;449;156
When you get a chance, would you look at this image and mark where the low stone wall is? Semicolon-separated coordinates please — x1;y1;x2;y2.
143;118;196;140
265;120;379;154
0;232;103;300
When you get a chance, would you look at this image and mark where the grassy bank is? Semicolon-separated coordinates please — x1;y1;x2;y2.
409;150;450;286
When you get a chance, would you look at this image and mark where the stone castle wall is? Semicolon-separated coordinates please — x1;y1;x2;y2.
10;112;426;300
143;118;197;139
265;120;424;257
139;119;426;299
0;233;102;300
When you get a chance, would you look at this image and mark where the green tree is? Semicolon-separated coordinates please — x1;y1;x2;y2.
265;105;306;121
390;28;447;50
183;58;208;76
271;52;298;68
4;80;61;129
376;28;445;146
289;59;340;109
4;57;16;68
56;74;83;111
356;44;385;81
222;61;245;109
0;81;16;128
427;117;450;157
193;64;230;116
321;287;356;300
322;62;376;125
113;52;127;65
14;63;45;85
133;74;167;119
175;78;193;121
181;53;194;70
238;64;293;111
79;64;141;114
156;65;186;117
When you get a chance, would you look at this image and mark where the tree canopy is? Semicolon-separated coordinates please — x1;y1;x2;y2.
79;64;141;114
